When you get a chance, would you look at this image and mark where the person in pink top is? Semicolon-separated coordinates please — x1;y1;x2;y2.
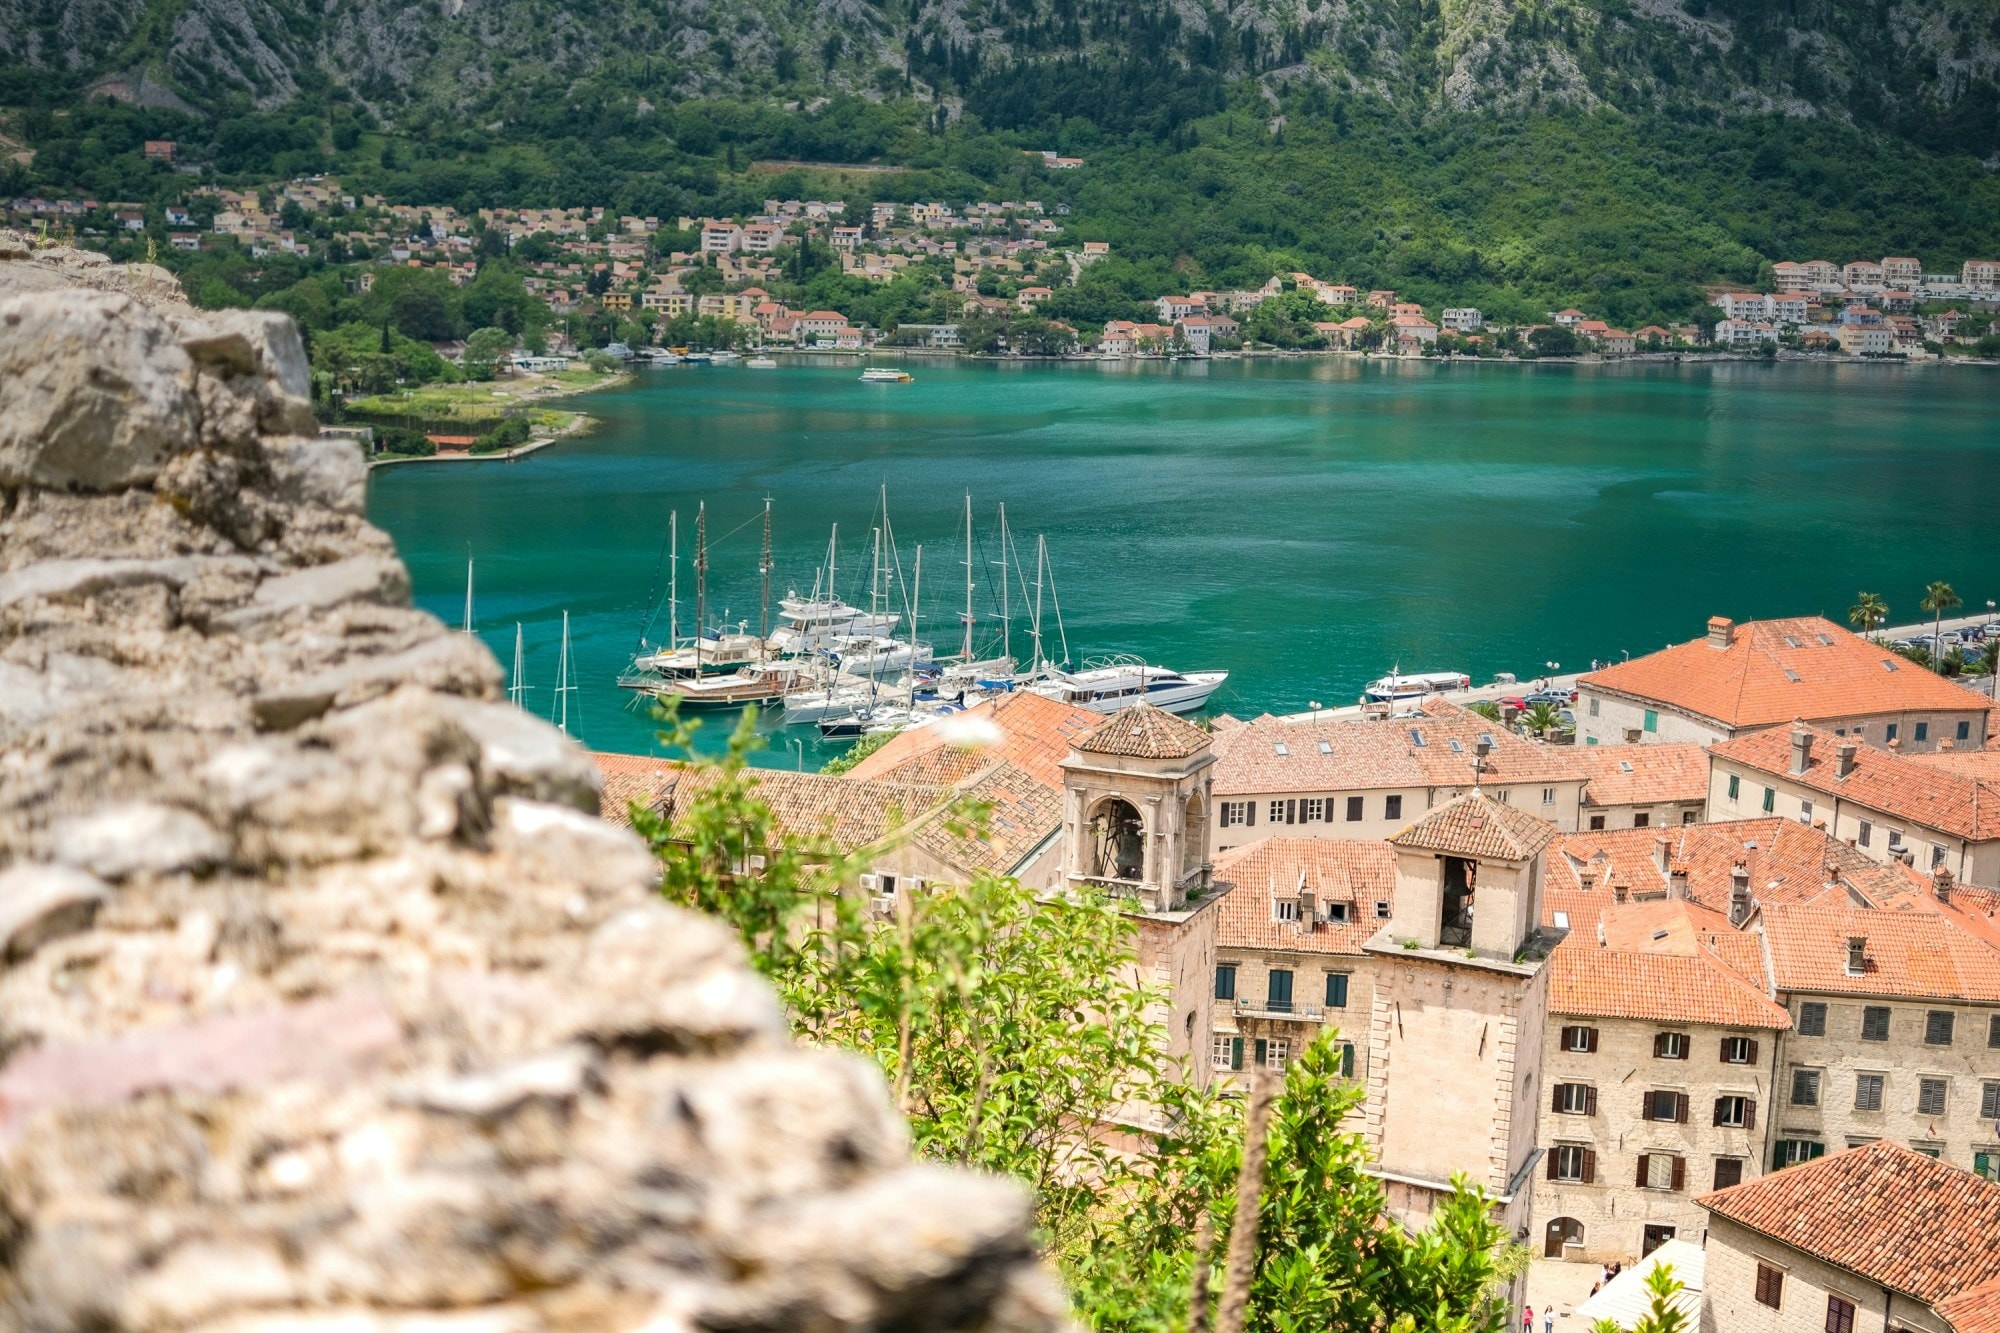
1522;1306;1535;1333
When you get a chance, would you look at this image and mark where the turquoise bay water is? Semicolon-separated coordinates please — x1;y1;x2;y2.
365;357;2000;765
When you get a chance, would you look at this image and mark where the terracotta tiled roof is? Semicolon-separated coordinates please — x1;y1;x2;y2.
843;691;1097;790
1912;747;2000;782
908;759;1063;877
1074;702;1211;759
1579;615;1984;731
1939;1277;2000;1333
1211;838;1396;956
1389;790;1558;862
590;751;679;827
1711;722;2000;841
1545;897;1786;1028
1574;743;1710;808
1759;900;2000;1001
1540;819;1914;925
1210;699;1584;796
1697;1141;2000;1306
659;767;945;852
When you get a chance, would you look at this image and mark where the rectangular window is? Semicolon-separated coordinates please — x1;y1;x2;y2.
1791;1068;1821;1106
1643;1090;1686;1123
1562;1025;1598;1053
1555;1083;1596;1115
1384;794;1402;820
1211;1034;1236;1071
1553;1144;1591;1182
1755;1263;1784;1309
1498;789;1511;803
1266;969;1293;1014
1862;1007;1891;1041
1858;820;1872;848
1644;709;1659;733
1887;724;1899;742
1339;1042;1355;1078
1721;1036;1756;1064
1542;787;1556;805
1800;799;1813;824
1991;1014;2000;1048
1642;1153;1681;1190
1982;1082;2000;1121
1375;900;1391;919
1854;1073;1884;1111
1714;1096;1754;1128
1273;900;1300;923
1214;966;1236;1001
1727;774;1741;801
1220;801;1250;827
1268;800;1288;824
1715;1158;1745;1191
1300;797;1324;823
1762;787;1776;813
1926;1010;1955;1045
1914;1143;1943;1159
1634;812;1651;828
1774;1139;1825;1169
1976;1151;1999;1182
1325;973;1350;1009
1682;809;1698;825
1799;1002;1827;1036
1345;795;1363;822
1917;1078;1947;1116
1959;721;1973;741
1263;1037;1290;1071
1589;814;1607;831
1827;1295;1856;1333
1915;722;1929;742
1589;698;1600;717
1654;1031;1689;1060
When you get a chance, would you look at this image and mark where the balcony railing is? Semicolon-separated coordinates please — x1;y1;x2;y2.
1235;998;1326;1022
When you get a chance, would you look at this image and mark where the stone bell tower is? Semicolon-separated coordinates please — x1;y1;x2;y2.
1059;703;1216;913
1060;703;1231;1091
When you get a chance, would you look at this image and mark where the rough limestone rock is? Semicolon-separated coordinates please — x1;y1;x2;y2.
0;256;1072;1331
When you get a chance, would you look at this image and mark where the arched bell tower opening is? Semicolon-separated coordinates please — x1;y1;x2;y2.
1181;793;1207;878
1088;798;1147;881
1060;704;1216;914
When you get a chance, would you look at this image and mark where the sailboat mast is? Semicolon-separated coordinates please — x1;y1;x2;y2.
552;611;574;735
759;497;772;646
462;555;474;635
828;523;838;607
694;503;707;671
668;511;679;647
997;503;1010;666
510;623;526;707
961;493;975;661
1032;535;1047;672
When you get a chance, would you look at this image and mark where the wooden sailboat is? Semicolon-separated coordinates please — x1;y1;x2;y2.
648;499;802;710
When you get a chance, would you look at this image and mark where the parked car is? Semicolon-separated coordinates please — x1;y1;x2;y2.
1526;690;1575;707
1498;696;1529;712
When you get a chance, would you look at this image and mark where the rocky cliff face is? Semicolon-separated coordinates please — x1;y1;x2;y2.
0;235;1069;1332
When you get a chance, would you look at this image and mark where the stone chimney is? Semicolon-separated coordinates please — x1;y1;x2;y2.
1836;741;1859;778
1846;934;1868;976
1300;887;1317;931
1578;868;1598;893
1669;863;1689;900
1729;861;1752;926
1789;724;1813;775
1933;863;1954;905
1613;884;1629;904
1707;616;1735;649
1654;834;1672;874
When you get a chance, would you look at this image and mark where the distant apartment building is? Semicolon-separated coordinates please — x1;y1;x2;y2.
700;223;742;253
1879;256;1923;287
1575;616;1990;752
1441;307;1484;332
1842;260;1885;288
1961;259;1999;289
1837;324;1895;355
1571;743;1708;831
1719;293;1775;320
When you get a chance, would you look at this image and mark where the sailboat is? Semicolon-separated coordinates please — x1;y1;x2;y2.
509;623;530;708
646;500;804;710
551;611;577;736
768;523;900;655
461;555;475;636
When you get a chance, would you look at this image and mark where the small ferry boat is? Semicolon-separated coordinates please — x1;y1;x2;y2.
1026;656;1227;715
859;368;913;383
746;356;777;369
648;662;807;711
626;630;768;682
1360;670;1471;708
710;350;741;363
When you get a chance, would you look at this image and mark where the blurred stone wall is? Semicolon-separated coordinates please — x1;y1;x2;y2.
0;233;1069;1332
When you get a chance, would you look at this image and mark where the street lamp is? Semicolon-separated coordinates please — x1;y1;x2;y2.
788;737;805;771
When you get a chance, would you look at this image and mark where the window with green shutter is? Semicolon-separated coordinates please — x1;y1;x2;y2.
1644;709;1658;732
1325;973;1350;1008
1340;1043;1355;1078
1214;965;1236;1001
1975;1152;1998;1182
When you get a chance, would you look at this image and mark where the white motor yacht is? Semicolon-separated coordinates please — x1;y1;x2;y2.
831;635;933;679
629;631;768;680
1026;656;1227;715
769;595;901;655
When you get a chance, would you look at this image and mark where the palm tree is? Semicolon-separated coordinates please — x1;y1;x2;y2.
1848;591;1888;637
1466;700;1503;722
1921;581;1962;671
1522;702;1565;738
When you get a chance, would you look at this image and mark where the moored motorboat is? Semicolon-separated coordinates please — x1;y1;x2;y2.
1026;655;1226;715
859;368;913;383
746;356;777;368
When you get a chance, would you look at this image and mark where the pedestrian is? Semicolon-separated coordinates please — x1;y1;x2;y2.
1546;1309;1555;1333
1523;1305;1534;1333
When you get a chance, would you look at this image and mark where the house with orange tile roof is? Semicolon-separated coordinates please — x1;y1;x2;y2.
1707;722;2000;887
1576;615;1991;752
1207;699;1587;856
1753;885;2000;1177
1206;838;1390;1091
1533;895;1790;1263
1699;1141;2000;1333
1572;742;1708;830
841;690;1097;792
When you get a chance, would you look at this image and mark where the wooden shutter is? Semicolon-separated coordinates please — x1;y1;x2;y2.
1641;1091;1656;1121
1720;1037;1733;1062
1712;1098;1726;1127
1654;1033;1667;1058
1635;1153;1650;1187
1582;1148;1597;1184
1745;1039;1759;1064
1745;1099;1757;1132
1584;1086;1598;1116
1547;1149;1560;1181
1586;1027;1599;1053
1253;1038;1267;1067
1676;1093;1689;1124
1230;1037;1243;1070
1671;1156;1686;1191
1553;1086;1564;1114
1246;802;1255;826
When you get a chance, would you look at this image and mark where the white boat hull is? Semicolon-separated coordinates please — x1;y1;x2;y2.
1029;668;1227;715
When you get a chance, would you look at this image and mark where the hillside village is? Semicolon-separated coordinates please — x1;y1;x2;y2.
603;609;2000;1305
9;173;2000;366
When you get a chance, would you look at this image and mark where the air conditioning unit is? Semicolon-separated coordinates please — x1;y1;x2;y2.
869;894;897;916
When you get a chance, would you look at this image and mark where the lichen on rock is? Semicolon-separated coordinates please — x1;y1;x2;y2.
0;251;1071;1331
